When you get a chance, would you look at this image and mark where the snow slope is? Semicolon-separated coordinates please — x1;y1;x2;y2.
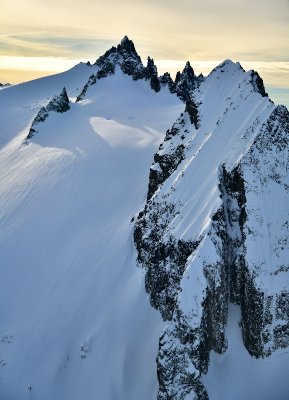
0;65;183;399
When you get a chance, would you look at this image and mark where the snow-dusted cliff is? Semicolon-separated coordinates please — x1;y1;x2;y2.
0;37;288;400
135;59;289;399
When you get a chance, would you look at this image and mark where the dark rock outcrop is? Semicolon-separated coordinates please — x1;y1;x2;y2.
249;70;268;98
0;83;11;88
76;36;147;101
159;72;175;93
146;102;200;201
95;35;146;80
26;87;70;140
145;57;161;93
174;62;196;102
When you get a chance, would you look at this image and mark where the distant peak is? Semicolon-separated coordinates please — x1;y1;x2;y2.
184;60;192;69
79;36;147;97
220;59;237;70
206;60;271;103
208;59;245;81
214;59;243;72
121;35;130;45
222;58;234;66
182;61;194;77
95;35;141;65
117;35;138;55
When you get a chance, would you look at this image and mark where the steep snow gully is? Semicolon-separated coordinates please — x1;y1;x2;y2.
0;36;289;400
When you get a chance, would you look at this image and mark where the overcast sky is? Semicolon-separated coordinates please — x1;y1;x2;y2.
0;0;288;103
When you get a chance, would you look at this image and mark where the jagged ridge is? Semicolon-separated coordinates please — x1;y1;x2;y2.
26;87;70;140
76;36;202;102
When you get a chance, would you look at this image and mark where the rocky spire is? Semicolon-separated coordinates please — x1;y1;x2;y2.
145;57;160;92
174;61;196;102
117;35;140;60
182;61;195;80
46;87;70;113
94;35;145;80
25;87;70;140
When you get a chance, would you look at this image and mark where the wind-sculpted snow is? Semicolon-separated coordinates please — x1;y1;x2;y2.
134;59;289;399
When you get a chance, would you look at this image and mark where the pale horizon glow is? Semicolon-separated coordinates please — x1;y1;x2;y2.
1;56;288;88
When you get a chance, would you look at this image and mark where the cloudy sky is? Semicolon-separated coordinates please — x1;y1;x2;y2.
1;0;288;104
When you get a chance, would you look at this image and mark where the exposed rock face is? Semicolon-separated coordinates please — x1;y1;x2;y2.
175;61;196;102
145;57;161;93
159;72;175;93
239;105;289;357
76;74;97;102
160;66;203;102
95;35;146;80
76;36;147;101
146;113;187;201
249;70;268;98
134;59;289;399
134;203;200;320
26;87;70;140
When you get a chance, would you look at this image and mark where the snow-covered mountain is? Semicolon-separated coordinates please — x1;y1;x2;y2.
135;59;289;400
0;36;288;400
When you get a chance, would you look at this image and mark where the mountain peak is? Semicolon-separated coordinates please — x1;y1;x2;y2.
117;35;139;57
93;36;144;81
174;60;198;102
208;60;269;100
183;61;194;76
210;59;244;76
120;35;130;45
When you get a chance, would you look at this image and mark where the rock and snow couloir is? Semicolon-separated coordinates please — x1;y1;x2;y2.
0;37;288;400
